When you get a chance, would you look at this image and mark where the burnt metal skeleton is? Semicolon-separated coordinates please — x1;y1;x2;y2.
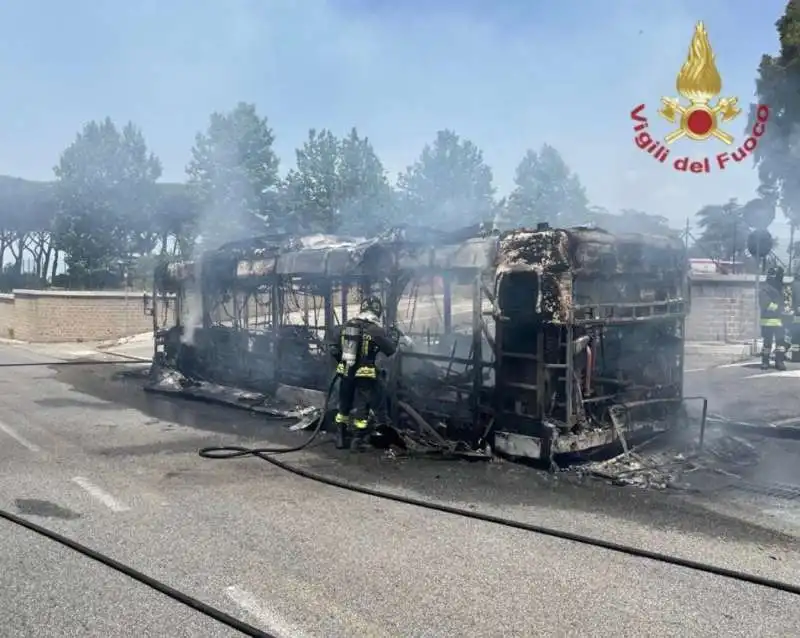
146;223;690;465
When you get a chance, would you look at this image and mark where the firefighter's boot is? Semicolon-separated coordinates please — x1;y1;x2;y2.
776;349;787;371
761;350;771;370
349;417;370;452
349;432;369;452
334;414;350;450
335;424;349;449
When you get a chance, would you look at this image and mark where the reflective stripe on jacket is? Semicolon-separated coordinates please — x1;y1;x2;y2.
760;282;784;325
335;362;377;378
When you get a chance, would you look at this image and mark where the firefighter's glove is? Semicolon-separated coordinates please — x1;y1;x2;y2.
329;343;342;359
399;334;414;349
768;302;779;311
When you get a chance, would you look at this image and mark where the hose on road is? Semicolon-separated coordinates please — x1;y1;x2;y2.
199;375;800;599
0;354;273;635
1;361;798;638
0;507;276;638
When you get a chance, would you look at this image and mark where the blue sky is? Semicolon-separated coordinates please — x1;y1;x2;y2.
0;0;790;230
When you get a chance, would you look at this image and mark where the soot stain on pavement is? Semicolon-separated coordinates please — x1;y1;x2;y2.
14;499;82;520
54;363;799;548
53;364;276;439
94;437;225;457
34;397;121;411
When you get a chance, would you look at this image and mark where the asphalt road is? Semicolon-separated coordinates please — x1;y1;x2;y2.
1;344;800;637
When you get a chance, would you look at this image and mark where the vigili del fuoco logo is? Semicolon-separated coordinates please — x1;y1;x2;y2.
630;21;769;174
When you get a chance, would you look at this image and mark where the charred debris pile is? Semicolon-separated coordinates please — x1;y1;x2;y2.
146;222;690;465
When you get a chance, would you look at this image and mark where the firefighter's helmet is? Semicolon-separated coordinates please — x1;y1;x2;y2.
360;296;383;318
768;265;785;281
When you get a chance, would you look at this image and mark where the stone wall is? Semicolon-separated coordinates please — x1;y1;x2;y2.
0;294;14;339
685;274;763;343
0;275;776;343
0;289;153;342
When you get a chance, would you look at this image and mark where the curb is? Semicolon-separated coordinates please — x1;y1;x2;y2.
721;421;800;441
0;337;33;346
0;337;151;365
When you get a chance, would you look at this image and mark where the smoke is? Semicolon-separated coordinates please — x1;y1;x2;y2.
1;0;788;236
4;3;794;409
180;135;265;346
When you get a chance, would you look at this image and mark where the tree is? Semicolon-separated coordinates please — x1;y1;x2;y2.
283;129;342;233
187;102;281;247
751;3;799;230
284;127;394;235
0;177;56;277
0;177;58;291
506;145;588;229
53;118;162;288
337;128;394;235
694;199;748;263
586;206;677;237
396;129;495;230
153;183;199;258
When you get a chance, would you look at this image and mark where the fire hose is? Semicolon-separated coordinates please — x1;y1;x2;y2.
0;357;799;638
197;375;800;599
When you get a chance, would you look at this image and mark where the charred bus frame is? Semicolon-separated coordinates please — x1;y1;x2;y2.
491;226;689;462
150;224;690;462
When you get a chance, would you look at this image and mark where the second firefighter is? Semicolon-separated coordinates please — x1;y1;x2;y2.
760;266;787;370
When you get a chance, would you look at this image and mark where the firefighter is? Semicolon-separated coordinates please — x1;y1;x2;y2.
328;296;410;450
760;266;787;370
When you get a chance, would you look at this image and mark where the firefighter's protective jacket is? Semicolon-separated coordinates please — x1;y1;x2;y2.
760;281;784;327
329;314;397;379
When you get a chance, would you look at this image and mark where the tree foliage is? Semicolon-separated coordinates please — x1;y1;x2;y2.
0;177;57;290
506;145;588;229
752;1;800;224
282;127;392;235
53;118;162;288
396;130;495;229
586;206;676;237
283;129;341;233
337;128;394;235
153;183;199;258
187;102;280;246
694;199;750;262
0;99;702;291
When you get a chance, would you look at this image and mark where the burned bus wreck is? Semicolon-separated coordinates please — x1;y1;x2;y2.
147;223;689;464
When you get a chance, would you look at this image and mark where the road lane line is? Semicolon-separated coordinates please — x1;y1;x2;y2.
225;585;312;638
770;416;800;427
717;360;757;369
71;477;131;512
744;369;800;380
0;421;41;452
684;368;705;373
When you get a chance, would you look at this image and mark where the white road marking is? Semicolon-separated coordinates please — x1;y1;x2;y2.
717;360;758;369
71;477;131;512
744;369;800;380
684;368;705;373
225;585;312;638
0;421;41;452
770;416;800;427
